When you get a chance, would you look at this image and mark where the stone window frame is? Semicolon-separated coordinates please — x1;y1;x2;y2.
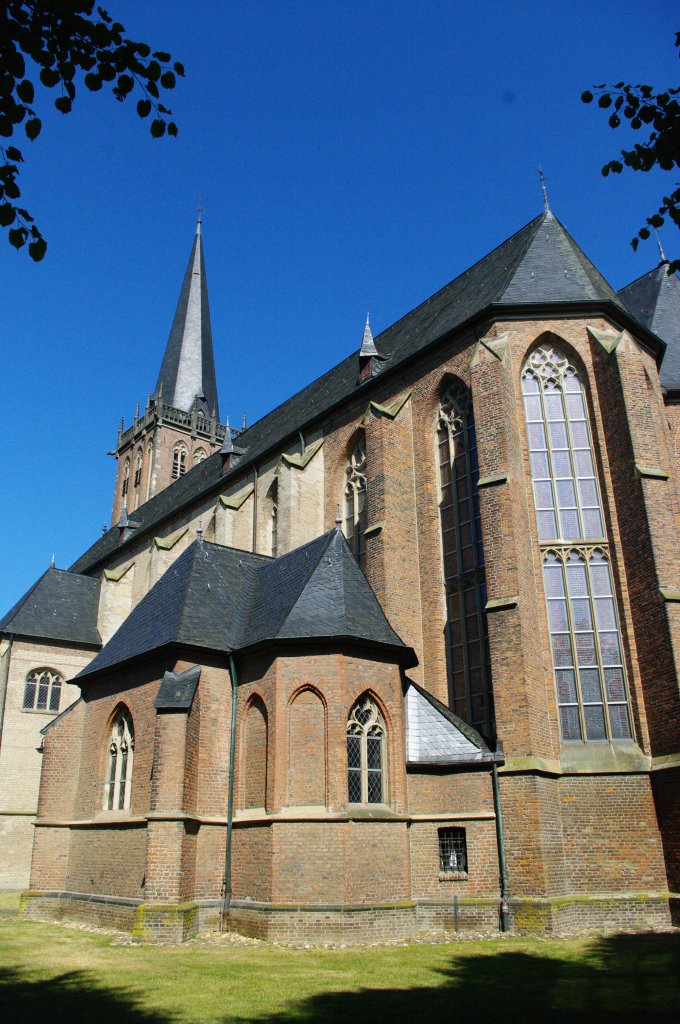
193;447;207;465
104;708;135;812
346;694;387;805
172;443;188;479
438;826;468;881
133;447;143;489
22;667;62;714
344;436;367;569
521;342;633;744
121;457;130;496
436;380;493;737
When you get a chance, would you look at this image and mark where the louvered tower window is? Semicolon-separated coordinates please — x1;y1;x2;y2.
437;383;493;736
344;439;368;569
522;343;632;742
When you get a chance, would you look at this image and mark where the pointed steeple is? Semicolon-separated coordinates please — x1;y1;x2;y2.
359;314;378;357
154;217;220;419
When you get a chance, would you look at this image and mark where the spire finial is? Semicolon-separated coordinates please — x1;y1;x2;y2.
50;553;55;569
359;312;378;357
196;201;203;236
656;230;668;265
536;165;550;212
335;504;342;529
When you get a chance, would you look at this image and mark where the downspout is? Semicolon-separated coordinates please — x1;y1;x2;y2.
252;466;258;554
221;652;238;931
0;635;14;755
492;761;510;932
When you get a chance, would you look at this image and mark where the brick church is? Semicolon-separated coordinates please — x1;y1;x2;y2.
1;206;679;942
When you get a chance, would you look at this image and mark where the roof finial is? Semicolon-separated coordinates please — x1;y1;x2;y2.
536;164;550;212
359;312;378;357
335;504;342;529
196;520;203;542
656;230;668;265
196;201;203;236
50;553;55;569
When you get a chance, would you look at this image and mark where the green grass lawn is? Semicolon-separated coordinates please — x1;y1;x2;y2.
1;917;678;1023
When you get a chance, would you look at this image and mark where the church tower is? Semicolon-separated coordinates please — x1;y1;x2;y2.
110;217;229;523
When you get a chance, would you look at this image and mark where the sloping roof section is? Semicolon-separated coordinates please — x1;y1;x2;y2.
76;531;414;682
71;208;649;577
0;568;101;646
618;263;680;392
154;219;220;419
405;681;500;764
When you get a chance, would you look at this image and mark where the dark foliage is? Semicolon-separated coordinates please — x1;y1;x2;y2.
0;1;184;260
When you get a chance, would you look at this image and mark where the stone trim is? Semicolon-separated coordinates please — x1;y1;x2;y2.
659;588;680;602
477;473;508;488
635;464;669;480
103;561;135;582
280;438;323;469
363;521;385;538
650;752;680;771
485;595;519;612
219;485;254;510
361;390;412;426
153;526;190;551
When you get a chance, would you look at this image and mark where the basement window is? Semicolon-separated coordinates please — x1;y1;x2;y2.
438;827;468;880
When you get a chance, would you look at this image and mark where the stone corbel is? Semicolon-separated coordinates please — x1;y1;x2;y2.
103;561;135;582
219;485;255;511
659;588;680;602
361;390;412;426
485;595;519;612
477;473;508;489
154;526;190;551
280;438;324;470
587;325;622;354
363;521;385;538
470;331;510;366
635;464;669;480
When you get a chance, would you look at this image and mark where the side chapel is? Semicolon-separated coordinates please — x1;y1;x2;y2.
1;205;679;942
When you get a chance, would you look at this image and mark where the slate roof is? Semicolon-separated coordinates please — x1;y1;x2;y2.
405;681;501;764
0;568;101;646
76;531;415;681
71;208;660;577
618;263;680;393
154;221;220;419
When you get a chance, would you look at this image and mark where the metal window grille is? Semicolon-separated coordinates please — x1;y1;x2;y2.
437;383;493;736
438;827;467;874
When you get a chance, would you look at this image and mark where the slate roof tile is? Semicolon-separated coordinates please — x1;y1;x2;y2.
618;264;680;392
0;568;101;646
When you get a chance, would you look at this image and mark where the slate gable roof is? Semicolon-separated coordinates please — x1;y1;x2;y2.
70;209;660;577
618;263;680;393
76;531;414;681
0;568;101;646
154;223;219;419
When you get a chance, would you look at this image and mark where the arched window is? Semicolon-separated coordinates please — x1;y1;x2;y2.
133;448;143;489
23;668;62;712
347;695;386;803
121;458;130;496
193;447;207;464
104;710;134;811
522;343;632;742
268;479;278;558
344;438;367;569
145;441;154;501
172;443;187;479
437;382;493;735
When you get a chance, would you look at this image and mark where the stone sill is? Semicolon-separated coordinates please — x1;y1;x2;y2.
438;871;469;882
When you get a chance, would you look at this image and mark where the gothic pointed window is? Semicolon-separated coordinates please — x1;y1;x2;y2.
172;443;187;479
437;383;493;735
193;447;207;464
347;695;386;804
121;458;130;496
522;343;632;742
344;438;367;569
104;710;134;811
133;448;143;489
23;668;62;712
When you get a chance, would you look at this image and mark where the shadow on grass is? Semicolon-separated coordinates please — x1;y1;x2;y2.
1;932;678;1024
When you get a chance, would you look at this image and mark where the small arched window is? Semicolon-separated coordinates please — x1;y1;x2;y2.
23;668;62;712
344;438;368;569
193;447;207;464
172;443;187;479
347;695;386;804
121;458;130;496
105;710;134;811
133;448;143;489
268;479;278;557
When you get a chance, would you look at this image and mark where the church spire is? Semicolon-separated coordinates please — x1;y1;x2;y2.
154;216;220;419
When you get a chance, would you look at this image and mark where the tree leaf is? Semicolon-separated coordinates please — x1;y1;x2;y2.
28;236;47;261
16;79;34;104
150;118;166;138
25;117;41;140
84;72;102;91
8;225;26;248
160;71;175;89
581;90;593;103
167;121;178;137
39;67;60;88
55;96;72;114
5;146;23;162
136;98;151;118
0;203;15;227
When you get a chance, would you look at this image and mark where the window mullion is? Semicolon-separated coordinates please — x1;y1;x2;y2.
561;550;588;742
562;385;586;540
586;550;613;741
539;381;561;540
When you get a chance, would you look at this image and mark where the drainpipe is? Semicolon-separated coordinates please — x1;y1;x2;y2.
0;636;14;755
492;761;510;932
221;652;239;931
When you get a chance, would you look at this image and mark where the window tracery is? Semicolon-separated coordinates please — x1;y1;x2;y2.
133;448;143;489
172;443;187;479
105;710;134;811
347;695;386;804
437;383;493;735
344;439;367;569
522;344;632;742
193;447;207;464
121;458;130;496
23;668;62;712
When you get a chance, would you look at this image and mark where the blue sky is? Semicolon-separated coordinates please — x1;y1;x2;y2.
0;0;677;612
